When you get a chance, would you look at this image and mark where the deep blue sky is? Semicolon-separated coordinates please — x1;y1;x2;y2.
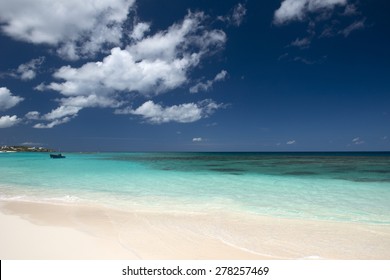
0;0;389;152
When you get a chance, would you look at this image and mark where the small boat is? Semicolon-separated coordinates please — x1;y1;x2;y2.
50;153;66;159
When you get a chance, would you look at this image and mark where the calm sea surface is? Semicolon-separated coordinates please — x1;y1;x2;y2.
1;152;389;224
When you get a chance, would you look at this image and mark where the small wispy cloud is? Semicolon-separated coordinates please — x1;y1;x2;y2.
1;57;45;81
352;137;364;145
286;140;296;145
293;55;327;65
290;37;311;49
190;70;228;93
20;142;43;146
231;3;247;26
278;53;327;65
218;3;247;27
342;4;359;16
274;0;366;55
16;57;45;80
206;122;218;127
340;19;366;37
192;137;203;142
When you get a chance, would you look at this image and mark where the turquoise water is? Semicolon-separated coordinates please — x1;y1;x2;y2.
1;152;390;224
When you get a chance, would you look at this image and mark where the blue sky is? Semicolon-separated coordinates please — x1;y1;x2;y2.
0;0;389;151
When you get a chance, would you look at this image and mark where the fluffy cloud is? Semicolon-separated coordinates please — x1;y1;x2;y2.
190;70;227;93
192;137;203;142
46;47;191;96
43;12;225;96
1;57;45;80
25;111;41;120
32;11;227;128
0;87;24;111
286;140;296;145
116;99;224;124
130;22;151;41
273;0;347;25
127;12;225;63
0;0;135;60
0;115;21;128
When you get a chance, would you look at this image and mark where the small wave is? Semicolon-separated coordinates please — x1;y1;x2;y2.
0;195;27;201
43;195;82;203
0;194;82;205
284;171;318;176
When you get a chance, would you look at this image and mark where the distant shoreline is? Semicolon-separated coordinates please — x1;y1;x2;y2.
1;148;390;155
0;145;55;153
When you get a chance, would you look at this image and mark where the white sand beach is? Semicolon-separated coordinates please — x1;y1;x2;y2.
1;200;390;260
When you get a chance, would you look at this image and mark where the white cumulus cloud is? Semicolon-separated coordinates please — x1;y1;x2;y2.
192;137;203;142
0;87;24;111
117;99;224;124
43;12;226;97
130;22;151;41
286;140;296;145
126;11;225;63
46;47;191;96
25;111;41;120
0;0;135;60
0;115;21;128
32;11;227;128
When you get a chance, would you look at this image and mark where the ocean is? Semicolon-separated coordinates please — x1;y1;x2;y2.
1;152;390;224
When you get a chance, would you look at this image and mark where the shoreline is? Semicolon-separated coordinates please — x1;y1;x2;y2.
1;200;390;259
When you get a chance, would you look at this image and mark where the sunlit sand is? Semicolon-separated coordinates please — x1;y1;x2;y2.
1;200;389;259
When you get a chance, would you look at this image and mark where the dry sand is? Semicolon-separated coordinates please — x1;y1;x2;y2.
1;200;390;259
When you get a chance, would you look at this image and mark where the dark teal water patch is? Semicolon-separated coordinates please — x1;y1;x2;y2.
284;171;318;176
99;152;390;182
350;178;390;183
362;170;390;174
210;168;245;174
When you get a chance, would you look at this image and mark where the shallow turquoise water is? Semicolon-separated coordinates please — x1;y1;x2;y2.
1;152;390;224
